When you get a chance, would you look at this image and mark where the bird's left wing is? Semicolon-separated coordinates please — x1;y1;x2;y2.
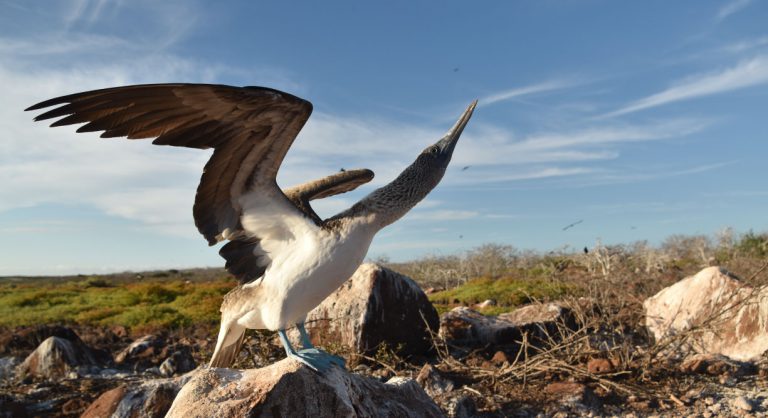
27;83;315;283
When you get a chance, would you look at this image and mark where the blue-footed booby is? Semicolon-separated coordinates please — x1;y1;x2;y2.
26;84;476;372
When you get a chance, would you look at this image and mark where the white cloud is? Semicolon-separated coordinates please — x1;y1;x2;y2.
479;79;578;107
602;55;768;117
716;0;752;21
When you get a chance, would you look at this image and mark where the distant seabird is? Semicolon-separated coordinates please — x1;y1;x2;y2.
27;84;476;372
562;219;583;231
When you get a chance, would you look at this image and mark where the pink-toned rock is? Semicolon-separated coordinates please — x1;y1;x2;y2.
644;266;768;361
295;263;439;356
82;374;190;418
166;359;444;417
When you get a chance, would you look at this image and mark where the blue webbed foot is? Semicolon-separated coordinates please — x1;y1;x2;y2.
278;326;346;374
288;348;346;372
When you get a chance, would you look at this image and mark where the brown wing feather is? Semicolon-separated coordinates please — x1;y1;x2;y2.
283;169;374;223
27;84;313;248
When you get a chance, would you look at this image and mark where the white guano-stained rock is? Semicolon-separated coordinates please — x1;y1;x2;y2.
644;266;768;361
166;359;445;418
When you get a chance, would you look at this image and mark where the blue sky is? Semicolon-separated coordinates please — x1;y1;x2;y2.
1;0;767;276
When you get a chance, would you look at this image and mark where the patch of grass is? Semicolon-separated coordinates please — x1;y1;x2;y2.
0;276;236;329
428;276;575;314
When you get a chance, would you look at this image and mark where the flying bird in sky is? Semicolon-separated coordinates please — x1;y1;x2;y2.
26;84;476;373
562;219;583;231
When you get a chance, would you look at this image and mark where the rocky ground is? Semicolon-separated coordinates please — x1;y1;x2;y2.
1;264;768;417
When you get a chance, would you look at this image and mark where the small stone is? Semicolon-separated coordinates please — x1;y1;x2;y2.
491;351;509;365
587;358;615;374
732;396;753;412
415;364;454;397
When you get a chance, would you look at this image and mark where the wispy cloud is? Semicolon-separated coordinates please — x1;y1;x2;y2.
64;0;119;28
602;55;768;117
716;0;752;21
721;36;768;54
479;79;578;107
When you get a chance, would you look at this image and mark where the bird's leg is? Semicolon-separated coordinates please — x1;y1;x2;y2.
296;322;346;368
296;322;314;349
277;328;345;373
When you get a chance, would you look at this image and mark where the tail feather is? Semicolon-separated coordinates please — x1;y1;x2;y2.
209;323;247;368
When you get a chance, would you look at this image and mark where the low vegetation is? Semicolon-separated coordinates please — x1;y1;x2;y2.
0;272;234;329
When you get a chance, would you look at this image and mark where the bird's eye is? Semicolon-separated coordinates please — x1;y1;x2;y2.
429;146;440;154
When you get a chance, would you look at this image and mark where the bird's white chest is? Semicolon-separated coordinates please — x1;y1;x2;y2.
254;220;375;330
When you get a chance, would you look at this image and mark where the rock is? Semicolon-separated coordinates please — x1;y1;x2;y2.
114;334;165;368
732;396;753;412
679;354;756;376
166;359;444;417
81;374;190;418
644;266;768;361
416;363;455;397
491;350;510;365
444;395;478;418
439;303;574;348
587;358;616;375
81;385;127;418
0;357;19;382
294;263;439;356
159;347;196;377
15;336;103;380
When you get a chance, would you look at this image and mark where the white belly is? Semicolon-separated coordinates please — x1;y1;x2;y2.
246;221;375;330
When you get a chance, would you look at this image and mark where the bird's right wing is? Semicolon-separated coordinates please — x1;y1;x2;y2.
283;169;374;223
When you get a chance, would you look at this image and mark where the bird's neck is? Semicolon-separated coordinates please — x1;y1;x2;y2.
333;163;441;231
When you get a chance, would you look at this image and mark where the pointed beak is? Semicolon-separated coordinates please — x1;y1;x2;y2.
436;100;477;156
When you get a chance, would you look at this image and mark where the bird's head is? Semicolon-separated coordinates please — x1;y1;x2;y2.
410;100;477;189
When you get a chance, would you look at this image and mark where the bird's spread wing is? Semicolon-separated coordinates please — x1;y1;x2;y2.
283;169;374;223
27;83;314;282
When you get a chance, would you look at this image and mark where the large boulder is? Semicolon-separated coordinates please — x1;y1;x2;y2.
81;374;191;418
296;263;439;356
440;303;574;348
15;336;105;380
166;359;444;418
644;266;768;361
